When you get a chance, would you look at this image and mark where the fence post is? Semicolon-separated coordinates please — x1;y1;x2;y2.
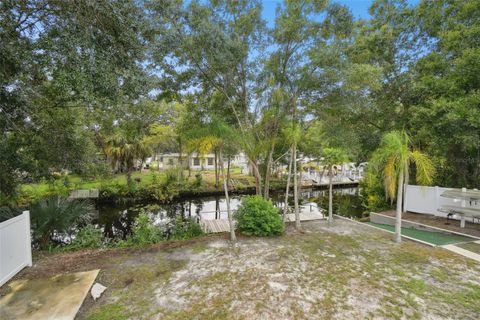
24;211;33;267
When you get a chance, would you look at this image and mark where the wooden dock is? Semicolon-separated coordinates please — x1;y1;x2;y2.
69;189;99;199
200;219;233;233
285;213;325;222
200;213;325;234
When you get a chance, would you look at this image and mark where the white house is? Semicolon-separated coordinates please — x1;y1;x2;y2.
150;152;249;172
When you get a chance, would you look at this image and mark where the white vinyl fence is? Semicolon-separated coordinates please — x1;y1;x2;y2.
0;211;32;287
405;185;480;219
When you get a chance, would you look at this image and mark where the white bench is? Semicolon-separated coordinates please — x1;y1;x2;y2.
438;205;480;228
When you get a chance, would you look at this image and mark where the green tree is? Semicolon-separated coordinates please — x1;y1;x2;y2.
149;0;267;195
104;133;151;186
370;131;435;243
282;123;303;230
0;0;152;201
183;117;238;242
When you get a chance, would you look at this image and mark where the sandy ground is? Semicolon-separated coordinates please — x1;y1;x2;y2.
4;219;480;319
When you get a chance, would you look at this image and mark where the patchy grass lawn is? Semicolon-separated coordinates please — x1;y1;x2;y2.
14;219;480;319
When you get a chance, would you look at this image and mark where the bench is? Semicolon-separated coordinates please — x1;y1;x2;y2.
438;205;480;227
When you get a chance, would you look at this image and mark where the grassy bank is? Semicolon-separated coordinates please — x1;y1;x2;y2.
13;170;264;207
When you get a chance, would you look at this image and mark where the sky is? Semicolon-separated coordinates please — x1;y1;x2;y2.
260;0;420;24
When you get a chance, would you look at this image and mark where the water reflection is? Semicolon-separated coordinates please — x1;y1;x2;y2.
95;187;363;239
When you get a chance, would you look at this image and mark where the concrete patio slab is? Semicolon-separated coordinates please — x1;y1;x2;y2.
0;269;99;320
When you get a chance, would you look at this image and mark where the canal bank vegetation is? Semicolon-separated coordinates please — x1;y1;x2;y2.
2;0;479;247
17;200;207;252
11;169;263;207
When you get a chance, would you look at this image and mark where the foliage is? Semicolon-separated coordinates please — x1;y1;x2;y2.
234;196;284;237
0;206;22;222
30;197;93;249
123;212;163;246
321;148;350;168
69;225;103;250
104;133;151;185
169;217;204;240
191;173;203;190
3;0;480;207
359;170;391;212
370;131;435;201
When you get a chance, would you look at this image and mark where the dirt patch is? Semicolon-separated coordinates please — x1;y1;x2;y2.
7;219;480;319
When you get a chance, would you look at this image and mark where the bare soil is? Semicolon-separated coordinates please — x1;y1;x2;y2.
4;219;480;320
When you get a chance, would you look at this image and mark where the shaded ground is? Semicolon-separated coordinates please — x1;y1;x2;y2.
381;210;480;238
6;219;480;319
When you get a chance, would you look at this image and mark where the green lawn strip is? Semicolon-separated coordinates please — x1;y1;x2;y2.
366;222;474;245
457;242;480;254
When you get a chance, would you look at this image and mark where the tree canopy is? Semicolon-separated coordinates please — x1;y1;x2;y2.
1;0;479;204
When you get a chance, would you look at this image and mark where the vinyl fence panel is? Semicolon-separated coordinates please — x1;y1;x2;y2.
0;211;32;287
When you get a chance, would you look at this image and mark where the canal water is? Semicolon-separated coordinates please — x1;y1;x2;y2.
96;187;363;239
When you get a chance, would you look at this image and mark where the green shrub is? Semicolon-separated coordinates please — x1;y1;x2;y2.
360;170;392;212
31;197;93;249
125;211;163;245
170;217;204;240
191;173;203;190
165;168;183;185
234;196;284;236
0;206;22;222
70;225;103;249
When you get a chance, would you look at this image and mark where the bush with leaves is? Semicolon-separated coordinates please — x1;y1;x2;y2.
31;197;93;249
124;211;163;246
360;169;392;212
69;225;103;250
234;196;284;236
191;173;203;190
169;217;203;240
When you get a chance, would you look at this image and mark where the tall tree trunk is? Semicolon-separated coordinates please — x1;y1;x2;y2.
215;197;220;219
293;142;300;230
251;159;262;196
328;166;333;225
297;162;302;202
402;162;409;213
264;142;275;199
227;156;231;190
126;167;133;187
219;149;236;242
283;147;294;222
395;167;405;243
214;150;219;188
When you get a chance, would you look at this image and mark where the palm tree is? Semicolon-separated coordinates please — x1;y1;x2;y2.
104;133;151;186
371;131;435;243
322;148;349;225
184;118;237;242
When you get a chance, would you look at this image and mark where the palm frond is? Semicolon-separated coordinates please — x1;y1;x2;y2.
384;156;398;200
410;150;435;185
